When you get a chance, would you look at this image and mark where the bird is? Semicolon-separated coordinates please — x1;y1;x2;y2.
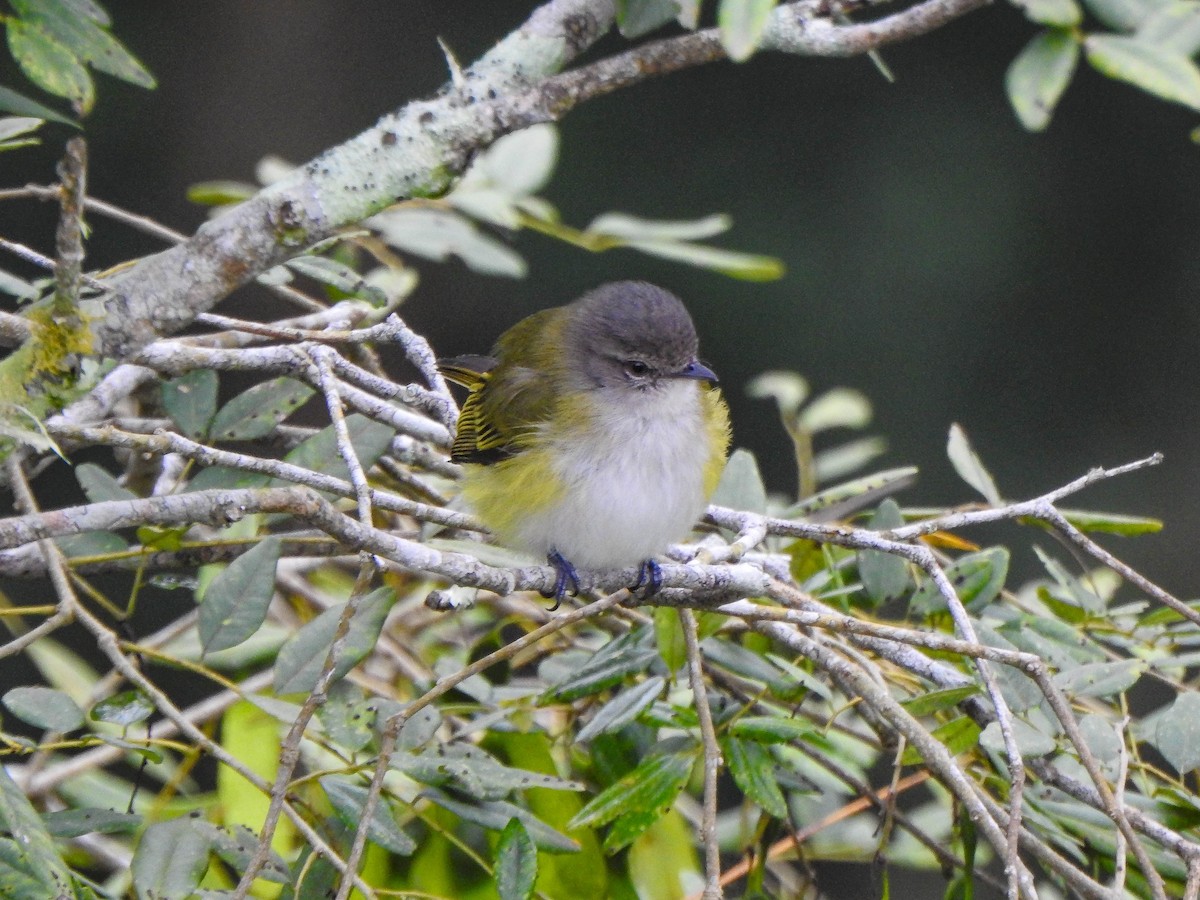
438;281;731;606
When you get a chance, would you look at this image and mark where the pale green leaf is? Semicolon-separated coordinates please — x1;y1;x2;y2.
947;423;1002;504
1155;692;1200;772
481;123;559;196
41;807;141;838
797;387;873;433
654;606;687;672
370;207;527;277
199;537;282;654
1082;0;1170;31
279;413;395;483
1051;658;1145;697
617;0;682;37
1011;0;1083;26
979;719;1057;758
812;436;888;484
718;0;780;62
74;461;136;503
626;237;785;280
285;255;388;306
2;685;84;732
0;84;77;125
710;447;767;513
1007;30;1080;131
901;685;982;716
586;211;731;242
1085;33;1200;110
0;115;42;143
423;792;580;852
857;499;910;604
1138;0;1200;55
745;369;810;416
186;179;257;206
131;817;212;899
89;689;155;727
11;0;155;87
0;267;39;298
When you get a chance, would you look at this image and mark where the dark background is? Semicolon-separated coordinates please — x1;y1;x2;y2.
2;4;1197;894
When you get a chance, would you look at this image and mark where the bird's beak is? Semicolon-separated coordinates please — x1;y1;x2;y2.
675;360;719;384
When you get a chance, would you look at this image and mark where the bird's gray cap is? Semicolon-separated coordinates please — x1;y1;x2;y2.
565;281;699;366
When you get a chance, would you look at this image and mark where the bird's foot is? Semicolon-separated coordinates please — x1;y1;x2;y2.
542;549;580;611
632;559;663;597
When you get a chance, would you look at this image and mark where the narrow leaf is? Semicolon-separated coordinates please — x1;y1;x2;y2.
1012;0;1083;26
199;537;282;654
947;423;1002;504
576;677;665;742
495;818;538;900
7;19;94;112
901;685;982;716
41;807;141;838
0;84;77;125
1085;33;1200;110
0;766;75;895
569;747;696;830
1155;692;1200;773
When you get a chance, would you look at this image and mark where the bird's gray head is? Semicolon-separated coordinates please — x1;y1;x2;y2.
563;281;717;392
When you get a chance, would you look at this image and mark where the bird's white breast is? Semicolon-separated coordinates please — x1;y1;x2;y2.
512;381;713;569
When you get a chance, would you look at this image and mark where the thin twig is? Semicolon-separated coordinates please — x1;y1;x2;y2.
680;607;723;899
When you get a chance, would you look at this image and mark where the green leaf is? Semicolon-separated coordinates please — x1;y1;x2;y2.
208;377;313;440
131;817;213;899
7;18;93;112
285;255;388;306
371;207;527;278
0;266;39;298
709;447;768;514
746;369;810;417
74;461;136;503
946;423;1002;504
273;587;396;694
624;237;785;281
0;766;76;896
901;685;984;716
857;499;910;605
542;627;658;702
616;0;682;37
185;179;257;206
911;547;1009;615
423;792;580;852
1081;0;1170;30
569;745;696;833
979;718;1057;758
2;685;84;732
1007;29;1080;131
280;413;395;483
11;0;155;87
729;715;821;743
495;818;538;900
1011;0;1083;26
723;736;788;817
781;466;918;519
718;0;780;62
0;114;42;144
901;717;981;765
41;807;141;838
586;212;731;242
480;123;559;197
654;607;687;673
1155;692;1200;773
797;387;873;433
1085;34;1200;110
576;677;665;742
316;684;378;753
1051;658;1145;697
395;743;582;799
198;536;282;654
162;369;218;439
1138;0;1200;54
1057;507;1163;535
320;776;416;855
0;84;77;125
203;821;290;884
89;689;155;727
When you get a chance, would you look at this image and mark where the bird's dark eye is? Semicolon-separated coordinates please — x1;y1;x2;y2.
623;359;650;377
